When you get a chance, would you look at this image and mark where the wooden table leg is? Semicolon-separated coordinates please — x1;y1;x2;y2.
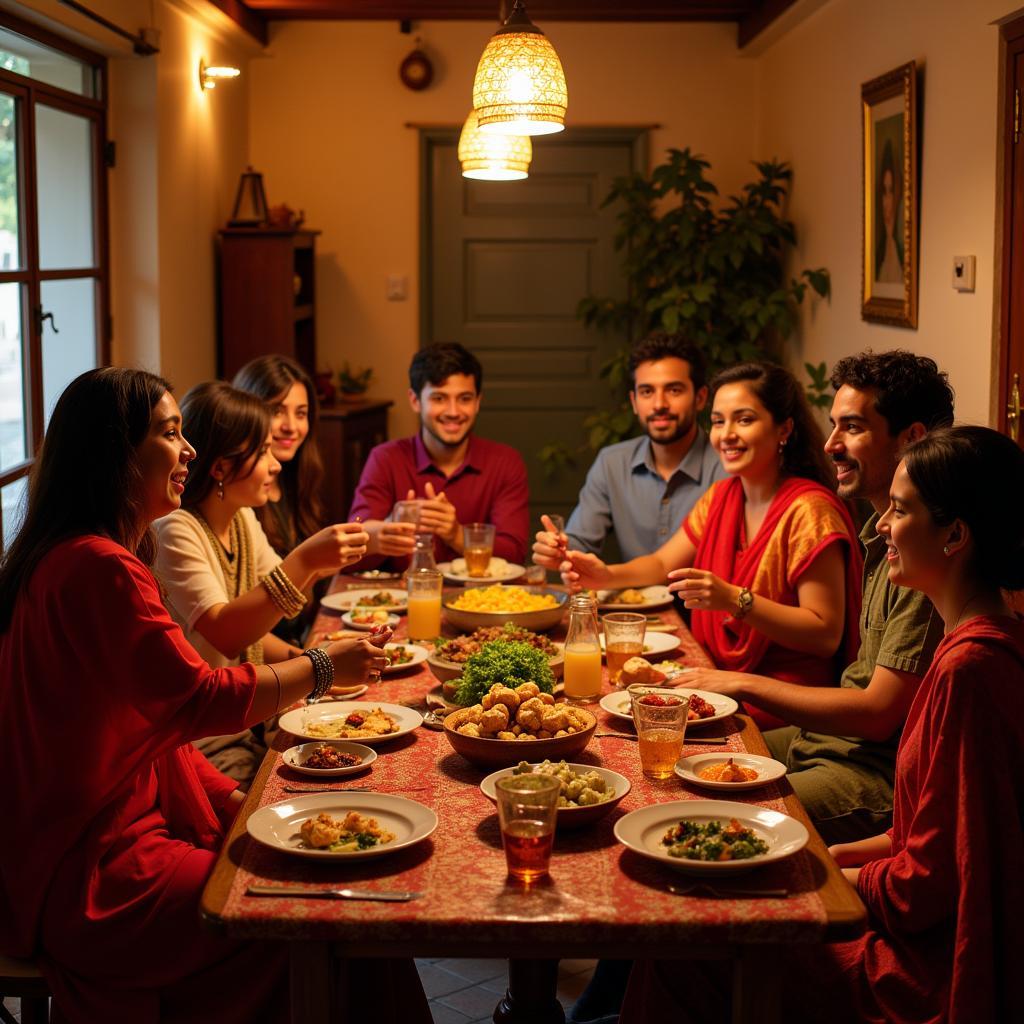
494;958;564;1024
289;941;334;1024
731;946;781;1024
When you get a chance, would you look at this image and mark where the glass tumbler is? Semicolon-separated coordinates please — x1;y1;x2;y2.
603;612;647;686
463;522;496;577
495;774;561;882
629;685;691;780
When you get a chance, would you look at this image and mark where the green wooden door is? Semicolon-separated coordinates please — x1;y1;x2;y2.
423;127;643;534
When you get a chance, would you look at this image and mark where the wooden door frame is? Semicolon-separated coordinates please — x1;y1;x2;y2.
996;14;1024;440
418;125;651;347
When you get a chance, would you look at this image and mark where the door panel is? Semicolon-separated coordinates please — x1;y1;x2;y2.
427;130;641;528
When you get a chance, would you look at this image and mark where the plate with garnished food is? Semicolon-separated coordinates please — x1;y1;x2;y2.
674;752;786;792
282;741;377;777
279;702;422;744
319;589;408;614
247;793;437;860
595;586;673;611
599;687;738;728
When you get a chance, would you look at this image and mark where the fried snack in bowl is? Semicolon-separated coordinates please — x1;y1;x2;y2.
443;683;597;767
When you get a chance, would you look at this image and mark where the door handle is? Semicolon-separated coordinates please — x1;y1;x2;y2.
1008;373;1020;442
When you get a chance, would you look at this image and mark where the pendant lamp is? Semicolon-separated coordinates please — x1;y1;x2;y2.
458;109;532;180
472;0;567;137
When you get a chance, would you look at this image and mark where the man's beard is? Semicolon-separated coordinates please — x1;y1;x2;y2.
644;409;695;446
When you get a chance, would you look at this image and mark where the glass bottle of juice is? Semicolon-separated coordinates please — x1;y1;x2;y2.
407;533;437;575
562;593;602;703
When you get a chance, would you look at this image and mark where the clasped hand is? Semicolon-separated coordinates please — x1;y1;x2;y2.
404;482;458;545
667;567;739;612
301;522;369;576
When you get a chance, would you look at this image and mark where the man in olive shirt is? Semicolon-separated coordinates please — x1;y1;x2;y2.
689;350;953;843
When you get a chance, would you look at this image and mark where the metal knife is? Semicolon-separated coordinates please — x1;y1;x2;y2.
246;884;420;902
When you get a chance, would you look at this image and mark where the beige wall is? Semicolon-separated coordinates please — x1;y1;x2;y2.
249;20;758;436
754;0;1019;427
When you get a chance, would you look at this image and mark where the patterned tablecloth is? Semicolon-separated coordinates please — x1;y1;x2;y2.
208;581;834;952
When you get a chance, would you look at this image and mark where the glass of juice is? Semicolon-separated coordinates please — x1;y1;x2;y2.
406;568;442;641
602;612;647;685
629;686;691;780
495;774;560;882
462;523;496;577
562;593;603;703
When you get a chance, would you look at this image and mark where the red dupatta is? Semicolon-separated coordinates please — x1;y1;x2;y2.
689;475;862;674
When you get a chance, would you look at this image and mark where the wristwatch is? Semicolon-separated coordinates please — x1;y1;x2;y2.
734;586;754;620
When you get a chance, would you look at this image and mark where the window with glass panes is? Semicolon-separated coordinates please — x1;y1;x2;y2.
0;14;108;551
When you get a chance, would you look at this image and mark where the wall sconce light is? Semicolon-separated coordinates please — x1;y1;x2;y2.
472;0;567;136
200;60;241;91
458;109;531;180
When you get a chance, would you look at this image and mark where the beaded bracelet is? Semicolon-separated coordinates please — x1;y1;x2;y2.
261;565;307;618
302;647;335;703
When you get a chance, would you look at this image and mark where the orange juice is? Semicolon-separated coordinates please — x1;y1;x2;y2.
563;645;603;701
606;641;644;684
407;594;441;640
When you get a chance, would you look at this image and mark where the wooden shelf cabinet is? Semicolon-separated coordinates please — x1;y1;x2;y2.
217;227;320;379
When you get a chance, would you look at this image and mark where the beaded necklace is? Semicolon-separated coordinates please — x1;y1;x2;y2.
189;508;263;666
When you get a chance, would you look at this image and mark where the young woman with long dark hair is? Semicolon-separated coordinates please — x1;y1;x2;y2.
0;368;433;1023
542;361;862;729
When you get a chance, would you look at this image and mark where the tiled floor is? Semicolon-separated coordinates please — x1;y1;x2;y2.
1;960;595;1024
418;957;595;1024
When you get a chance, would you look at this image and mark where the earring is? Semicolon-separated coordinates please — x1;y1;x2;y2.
943;545;950;555
216;478;224;500
778;440;787;454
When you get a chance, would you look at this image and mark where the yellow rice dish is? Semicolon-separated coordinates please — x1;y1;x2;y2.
449;585;559;613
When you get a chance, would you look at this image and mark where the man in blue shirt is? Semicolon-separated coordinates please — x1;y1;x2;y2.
536;333;725;563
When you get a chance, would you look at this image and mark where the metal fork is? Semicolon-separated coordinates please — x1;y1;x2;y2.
282;785;430;794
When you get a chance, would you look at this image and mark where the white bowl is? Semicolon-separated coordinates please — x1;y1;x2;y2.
282;741;377;777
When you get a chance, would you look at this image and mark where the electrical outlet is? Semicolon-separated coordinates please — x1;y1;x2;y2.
387;275;408;301
952;256;976;292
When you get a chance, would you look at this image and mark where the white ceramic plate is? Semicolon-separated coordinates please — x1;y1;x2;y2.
278;702;423;744
613;799;808;875
352;569;403;581
438;559;526;584
282;741;377;777
246;792;437;861
382;642;429;675
598;687;739;728
319;589;408;614
340;610;401;632
598;631;679;658
596;585;673;611
674;752;787;792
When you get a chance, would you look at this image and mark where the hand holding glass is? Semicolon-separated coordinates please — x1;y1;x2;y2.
629;686;690;780
392;500;422;527
495;774;561;882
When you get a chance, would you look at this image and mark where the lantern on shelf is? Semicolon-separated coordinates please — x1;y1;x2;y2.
229;166;268;227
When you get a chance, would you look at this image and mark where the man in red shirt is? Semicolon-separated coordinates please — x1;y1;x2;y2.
350;343;530;571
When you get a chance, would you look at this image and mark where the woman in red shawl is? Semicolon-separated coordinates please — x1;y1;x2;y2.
559;362;861;729
0;368;430;1023
619;425;1024;1024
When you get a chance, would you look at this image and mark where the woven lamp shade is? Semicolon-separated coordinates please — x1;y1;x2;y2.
473;16;567;136
458;109;532;180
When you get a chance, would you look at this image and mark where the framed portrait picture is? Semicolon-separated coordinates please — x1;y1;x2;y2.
861;61;918;328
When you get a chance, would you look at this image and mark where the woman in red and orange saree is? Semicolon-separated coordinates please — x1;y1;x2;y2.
562;363;861;729
618;427;1024;1024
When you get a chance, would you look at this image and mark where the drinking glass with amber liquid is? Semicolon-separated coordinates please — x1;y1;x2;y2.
629;686;690;780
602;612;646;685
463;523;496;577
495;774;560;882
562;592;603;704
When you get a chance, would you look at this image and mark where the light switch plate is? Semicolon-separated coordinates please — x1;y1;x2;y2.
386;274;408;301
952;256;976;292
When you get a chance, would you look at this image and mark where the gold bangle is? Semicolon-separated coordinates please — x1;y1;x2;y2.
261;566;307;618
267;662;282;714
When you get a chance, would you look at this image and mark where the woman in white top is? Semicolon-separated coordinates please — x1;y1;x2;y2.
154;381;368;781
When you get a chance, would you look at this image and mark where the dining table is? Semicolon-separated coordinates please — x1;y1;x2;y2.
200;576;865;1024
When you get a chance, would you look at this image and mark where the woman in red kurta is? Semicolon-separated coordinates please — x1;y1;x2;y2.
0;368;422;1024
617;425;1024;1024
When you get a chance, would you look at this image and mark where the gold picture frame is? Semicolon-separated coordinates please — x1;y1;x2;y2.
861;61;918;328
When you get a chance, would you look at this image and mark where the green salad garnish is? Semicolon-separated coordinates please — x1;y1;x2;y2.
454;639;555;707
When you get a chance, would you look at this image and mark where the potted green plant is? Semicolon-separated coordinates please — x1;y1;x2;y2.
541;149;831;474
338;362;374;402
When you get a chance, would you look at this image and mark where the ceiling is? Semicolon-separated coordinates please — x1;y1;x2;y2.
210;0;797;48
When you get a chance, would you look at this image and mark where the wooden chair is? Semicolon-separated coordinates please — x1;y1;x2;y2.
0;954;49;1024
